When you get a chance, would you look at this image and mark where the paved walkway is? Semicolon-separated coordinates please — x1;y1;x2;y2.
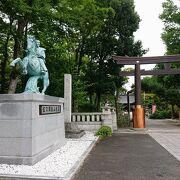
147;119;180;161
72;119;180;180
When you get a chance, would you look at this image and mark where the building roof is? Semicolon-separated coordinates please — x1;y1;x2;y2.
119;95;135;104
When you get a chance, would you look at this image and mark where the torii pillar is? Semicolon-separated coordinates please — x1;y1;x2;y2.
133;61;145;128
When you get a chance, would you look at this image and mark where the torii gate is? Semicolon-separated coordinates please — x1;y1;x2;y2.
112;55;180;129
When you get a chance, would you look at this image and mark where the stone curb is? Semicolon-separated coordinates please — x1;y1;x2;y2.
114;128;148;134
0;174;63;180
0;137;99;180
65;137;99;180
130;128;148;131
168;119;180;123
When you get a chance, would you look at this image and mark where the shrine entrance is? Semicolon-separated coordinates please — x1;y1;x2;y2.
112;55;180;129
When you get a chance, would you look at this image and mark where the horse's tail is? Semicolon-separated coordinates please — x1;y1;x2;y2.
41;72;49;94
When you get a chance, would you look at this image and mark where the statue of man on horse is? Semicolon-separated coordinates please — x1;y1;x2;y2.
10;35;49;94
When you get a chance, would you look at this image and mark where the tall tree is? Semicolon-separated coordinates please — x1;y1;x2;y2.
158;0;180;117
141;76;180;118
160;0;180;55
83;0;146;110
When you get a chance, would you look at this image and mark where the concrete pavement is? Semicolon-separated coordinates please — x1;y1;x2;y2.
147;119;180;162
72;119;180;180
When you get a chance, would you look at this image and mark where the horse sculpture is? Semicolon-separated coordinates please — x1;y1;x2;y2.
10;35;49;94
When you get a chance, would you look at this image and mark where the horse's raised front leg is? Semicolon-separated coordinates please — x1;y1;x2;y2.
10;58;21;67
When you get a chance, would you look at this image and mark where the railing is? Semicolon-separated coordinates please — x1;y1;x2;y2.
71;108;117;131
72;112;103;122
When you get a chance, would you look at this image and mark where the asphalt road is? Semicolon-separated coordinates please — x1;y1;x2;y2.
72;133;180;180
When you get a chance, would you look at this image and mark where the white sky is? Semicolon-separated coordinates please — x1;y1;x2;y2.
134;0;166;57
124;0;180;90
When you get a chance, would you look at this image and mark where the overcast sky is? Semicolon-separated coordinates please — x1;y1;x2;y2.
134;0;166;57
124;0;180;90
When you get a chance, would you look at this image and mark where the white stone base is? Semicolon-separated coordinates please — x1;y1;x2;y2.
0;94;66;165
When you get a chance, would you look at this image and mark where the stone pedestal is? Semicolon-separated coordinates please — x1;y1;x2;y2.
65;122;85;138
0;94;66;165
102;106;113;132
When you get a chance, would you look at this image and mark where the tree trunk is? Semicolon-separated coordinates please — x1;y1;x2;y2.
96;92;101;112
8;37;20;94
72;98;78;112
8;19;27;94
171;104;175;119
1;34;10;93
95;57;103;112
1;18;14;93
75;38;85;75
77;44;84;74
114;88;119;121
89;92;93;104
8;71;19;94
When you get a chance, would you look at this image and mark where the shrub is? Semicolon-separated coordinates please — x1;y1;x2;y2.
117;113;130;127
96;126;112;139
149;110;171;119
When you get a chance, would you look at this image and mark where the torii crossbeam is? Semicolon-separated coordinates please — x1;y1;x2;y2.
112;55;180;64
112;55;180;129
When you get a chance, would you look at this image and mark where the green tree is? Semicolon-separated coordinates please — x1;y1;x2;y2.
156;0;180;117
83;0;146;111
160;0;180;54
141;76;180;118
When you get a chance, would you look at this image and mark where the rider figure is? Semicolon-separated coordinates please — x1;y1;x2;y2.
36;40;48;74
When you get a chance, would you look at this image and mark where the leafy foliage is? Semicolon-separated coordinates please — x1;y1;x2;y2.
117;104;130;127
160;0;180;54
95;126;112;139
149;110;171;119
141;76;180;118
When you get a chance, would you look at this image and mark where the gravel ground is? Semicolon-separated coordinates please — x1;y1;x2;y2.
0;132;97;178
